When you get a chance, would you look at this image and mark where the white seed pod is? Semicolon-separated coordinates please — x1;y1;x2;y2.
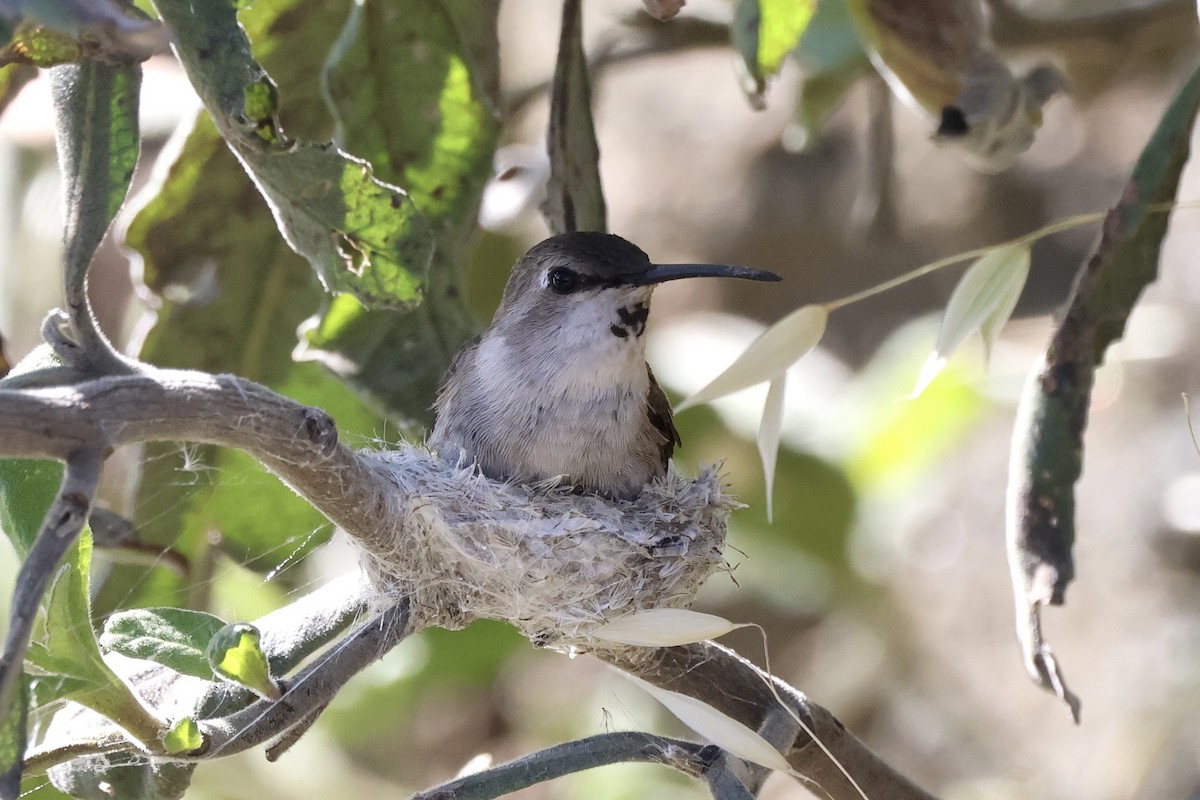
358;445;737;651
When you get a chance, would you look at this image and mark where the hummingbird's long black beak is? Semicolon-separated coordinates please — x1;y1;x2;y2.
630;263;782;286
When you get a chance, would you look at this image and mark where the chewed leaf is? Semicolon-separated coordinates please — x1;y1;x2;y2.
678;304;826;410
757;375;787;523
592;609;743;647
620;672;792;773
936;243;1030;359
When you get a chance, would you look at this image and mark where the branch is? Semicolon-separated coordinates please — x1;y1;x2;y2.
23;580;405;773
0;369;397;554
412;733;718;800
603;642;939;800
0;369;936;797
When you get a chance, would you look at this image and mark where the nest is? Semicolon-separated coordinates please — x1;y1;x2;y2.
358;445;736;651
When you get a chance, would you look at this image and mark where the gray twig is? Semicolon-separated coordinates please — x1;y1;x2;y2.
50;61;142;378
0;449;103;796
412;732;715;800
197;599;411;759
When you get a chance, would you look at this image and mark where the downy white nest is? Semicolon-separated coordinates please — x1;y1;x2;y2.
358;445;737;651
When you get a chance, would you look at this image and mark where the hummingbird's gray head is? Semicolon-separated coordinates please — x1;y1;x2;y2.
493;231;779;343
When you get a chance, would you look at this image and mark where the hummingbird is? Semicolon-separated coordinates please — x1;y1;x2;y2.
429;231;780;500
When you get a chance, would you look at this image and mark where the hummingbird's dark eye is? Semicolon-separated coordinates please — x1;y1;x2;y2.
547;267;580;294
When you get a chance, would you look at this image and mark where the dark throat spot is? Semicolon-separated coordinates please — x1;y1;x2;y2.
616;304;649;338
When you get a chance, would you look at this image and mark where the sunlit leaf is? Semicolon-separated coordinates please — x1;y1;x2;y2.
592;609;743;647
163;717;203;755
153;0;433;309
732;0;816;107
620;672;792;772
757;374;787;523
914;243;1029;396
207;623;280;700
117;0;398;608
304;0;499;426
678;304;826;410
785;0;871;151
937;243;1030;358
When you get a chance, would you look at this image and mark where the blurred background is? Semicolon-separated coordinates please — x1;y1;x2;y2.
4;0;1200;798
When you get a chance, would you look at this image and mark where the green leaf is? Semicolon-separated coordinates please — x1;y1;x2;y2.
0;21;81;66
153;0;433;309
786;0;871;150
116;1;395;607
206;623;280;700
0;459;62;558
323;0;499;233
295;291;472;430
52;58;140;244
0;347;67;557
51;57;141;373
0;676;26;799
541;0;605;234
162;717;202;755
43;535;103;674
1007;63;1200;718
303;0;500;424
26;672;94;709
100;608;227;680
40;533;167;745
732;0;816;108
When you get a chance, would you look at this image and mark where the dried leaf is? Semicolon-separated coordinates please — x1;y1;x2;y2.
757;374;786;523
592;609;742;647
541;0;605;234
937;243;1030;358
621;672;792;773
914;243;1029;396
678;304;826;410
